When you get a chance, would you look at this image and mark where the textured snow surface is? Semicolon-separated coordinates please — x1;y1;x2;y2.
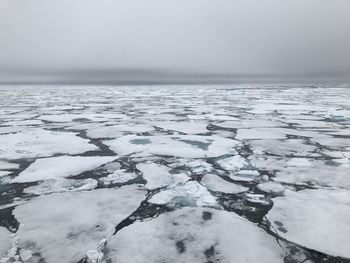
14;185;146;263
267;189;350;258
12;156;116;183
104;207;285;263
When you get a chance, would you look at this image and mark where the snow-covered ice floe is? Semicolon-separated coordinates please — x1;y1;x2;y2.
201;174;248;194
13;185;146;263
103;207;285;263
12;156;116;183
267;189;350;258
99;169;137;185
105;135;239;158
86;123;155;139
24;178;98;195
0;129;97;159
0;227;12;259
257;182;285;194
154;121;208;134
136;162;173;190
149;181;217;207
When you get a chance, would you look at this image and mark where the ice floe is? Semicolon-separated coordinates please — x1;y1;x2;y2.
0;227;11;259
104;207;285;263
12;156;115;183
183;160;213;174
0;171;12;177
273;161;350;188
236;128;286;140
229;169;260;182
217;155;248;171
257;182;285;194
0;129;97;159
14;185;146;263
24;178;98;195
106;135;239;158
87;124;154;139
244;193;270;205
99;169;137;185
154;121;208;134
149;181;217;207
136;162;172;190
248;139;316;157
267;189;350;259
3;119;43;126
201;174;248;194
38;113;128;123
0;161;20;170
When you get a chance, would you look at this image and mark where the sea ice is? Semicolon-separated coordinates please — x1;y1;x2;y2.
12;156;116;183
38;113;128;123
106;135;239;158
99;169;137;185
273;161;350;188
149;181;217;207
104;207;285;263
217;155;248;171
87;124;154;139
0;129;97;159
201;174;248;194
257;182;285;194
136;163;172;190
154;121;208;134
312;137;350;148
244;193;270;205
325;108;350;121
24;178;98;195
0;171;12;177
0;227;11;259
185;160;213;174
3;119;43;126
229;169;260;182
236;128;286;140
248;139;316;157
0;126;23;135
0;161;20;170
267;189;350;259
14;185;146;263
287;158;312;167
213;119;285;129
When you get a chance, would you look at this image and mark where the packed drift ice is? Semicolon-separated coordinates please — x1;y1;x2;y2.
0;85;349;263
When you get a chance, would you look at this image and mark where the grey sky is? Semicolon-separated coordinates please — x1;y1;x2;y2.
0;0;350;83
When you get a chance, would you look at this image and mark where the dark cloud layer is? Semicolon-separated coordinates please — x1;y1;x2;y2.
0;0;349;83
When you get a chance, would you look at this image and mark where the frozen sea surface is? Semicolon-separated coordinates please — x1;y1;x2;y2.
0;84;349;263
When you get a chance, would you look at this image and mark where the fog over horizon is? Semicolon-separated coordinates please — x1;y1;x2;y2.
0;0;350;84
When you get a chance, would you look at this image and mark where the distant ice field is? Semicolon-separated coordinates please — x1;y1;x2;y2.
0;84;349;263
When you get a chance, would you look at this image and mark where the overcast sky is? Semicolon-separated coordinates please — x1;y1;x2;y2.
0;0;350;83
